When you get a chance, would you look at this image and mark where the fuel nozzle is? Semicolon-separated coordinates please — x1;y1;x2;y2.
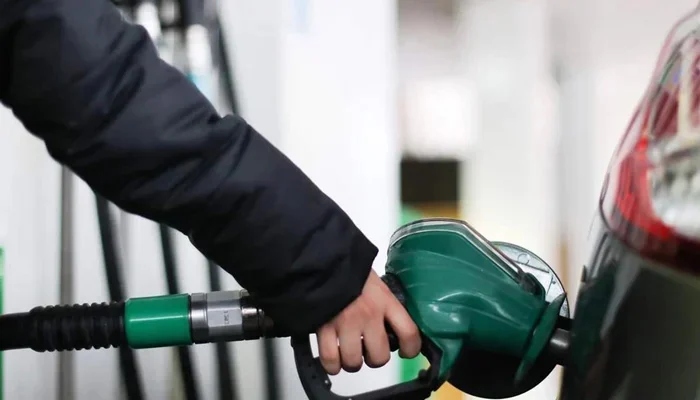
287;218;575;400
0;217;574;400
382;218;572;399
547;327;571;367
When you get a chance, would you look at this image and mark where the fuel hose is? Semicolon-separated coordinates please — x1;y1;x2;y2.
0;275;573;400
213;12;240;117
0;275;410;352
58;167;75;400
0;290;282;353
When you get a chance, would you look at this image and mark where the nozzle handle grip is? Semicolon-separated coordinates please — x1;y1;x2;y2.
381;273;404;352
291;273;445;400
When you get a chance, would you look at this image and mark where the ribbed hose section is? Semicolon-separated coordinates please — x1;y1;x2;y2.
29;302;126;352
0;302;126;352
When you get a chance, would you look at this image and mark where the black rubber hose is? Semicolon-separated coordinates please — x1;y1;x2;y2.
95;196;145;400
0;302;126;352
180;0;205;26
214;14;241;115
159;224;201;400
58;167;75;400
262;338;281;400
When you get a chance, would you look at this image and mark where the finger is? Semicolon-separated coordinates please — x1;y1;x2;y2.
317;325;341;375
362;320;390;369
338;329;363;373
385;301;421;358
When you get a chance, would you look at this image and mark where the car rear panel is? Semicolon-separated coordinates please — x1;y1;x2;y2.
560;212;700;399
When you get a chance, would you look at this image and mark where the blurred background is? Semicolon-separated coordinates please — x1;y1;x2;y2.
0;0;696;399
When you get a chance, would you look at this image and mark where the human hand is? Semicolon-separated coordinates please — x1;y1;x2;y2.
316;269;422;375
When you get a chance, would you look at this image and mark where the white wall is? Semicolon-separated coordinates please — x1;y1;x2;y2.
457;0;561;399
223;0;401;398
398;0;476;159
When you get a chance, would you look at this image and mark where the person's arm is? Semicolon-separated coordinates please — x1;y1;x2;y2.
0;0;376;335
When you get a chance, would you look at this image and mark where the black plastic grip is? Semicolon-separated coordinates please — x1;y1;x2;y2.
291;273;446;400
381;274;403;352
381;274;406;305
292;333;442;400
0;301;127;352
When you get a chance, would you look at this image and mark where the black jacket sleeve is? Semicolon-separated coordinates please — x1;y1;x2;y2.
0;0;377;334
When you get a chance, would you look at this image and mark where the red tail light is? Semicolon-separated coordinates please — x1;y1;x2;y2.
601;6;700;275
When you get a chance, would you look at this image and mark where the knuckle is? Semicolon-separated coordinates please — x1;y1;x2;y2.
368;352;390;369
321;361;341;375
399;319;419;337
340;351;363;372
325;365;341;376
357;299;376;318
335;312;354;328
341;299;381;326
320;352;340;366
407;324;420;340
342;361;362;373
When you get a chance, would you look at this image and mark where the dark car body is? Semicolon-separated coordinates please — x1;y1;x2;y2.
560;213;700;399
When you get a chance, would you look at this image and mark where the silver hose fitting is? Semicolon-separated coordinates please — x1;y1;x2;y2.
189;290;274;343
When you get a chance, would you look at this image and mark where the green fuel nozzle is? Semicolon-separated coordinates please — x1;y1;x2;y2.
290;218;571;400
382;218;571;399
387;218;558;377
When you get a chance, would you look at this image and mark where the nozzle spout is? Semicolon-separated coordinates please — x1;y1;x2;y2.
547;328;571;367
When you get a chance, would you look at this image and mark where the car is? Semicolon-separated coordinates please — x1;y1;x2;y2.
559;6;700;399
